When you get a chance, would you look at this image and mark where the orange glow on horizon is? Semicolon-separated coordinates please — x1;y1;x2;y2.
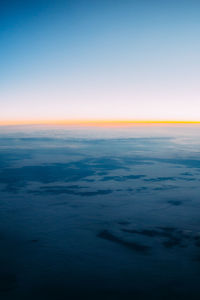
1;119;200;127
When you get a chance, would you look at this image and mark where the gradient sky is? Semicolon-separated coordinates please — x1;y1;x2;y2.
1;0;200;123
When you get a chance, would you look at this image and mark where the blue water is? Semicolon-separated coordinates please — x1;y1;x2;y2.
0;125;200;299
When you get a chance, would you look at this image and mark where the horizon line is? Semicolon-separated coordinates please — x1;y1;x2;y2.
1;120;200;127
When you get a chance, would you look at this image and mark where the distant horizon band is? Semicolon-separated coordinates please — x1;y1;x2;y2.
1;120;200;126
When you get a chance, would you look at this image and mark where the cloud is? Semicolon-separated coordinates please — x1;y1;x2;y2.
29;185;113;197
167;200;182;206
144;177;176;182
119;225;197;250
101;175;145;182
97;230;150;254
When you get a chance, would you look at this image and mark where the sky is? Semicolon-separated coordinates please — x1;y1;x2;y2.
1;0;200;124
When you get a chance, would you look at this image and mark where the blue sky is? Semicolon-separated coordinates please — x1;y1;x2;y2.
1;0;200;123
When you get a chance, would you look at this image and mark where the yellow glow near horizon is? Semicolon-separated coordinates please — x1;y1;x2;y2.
1;119;200;127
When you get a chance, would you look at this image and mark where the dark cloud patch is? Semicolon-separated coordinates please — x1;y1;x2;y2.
122;228;163;237
158;227;176;232
88;157;129;171
0;162;94;191
97;230;150;254
118;221;131;225
119;186;148;193
121;228;179;239
167;200;182;206
126;175;145;179
0;159;103;191
135;187;148;192
144;177;176;182
178;177;196;181
180;172;193;176
0;155;141;192
162;237;182;248
78;190;112;197
40;184;86;190
150;158;200;169
194;236;200;247
29;185;112;197
1;181;27;193
101;174;145;182
153;185;177;191
121;227;191;249
0;150;31;168
83;179;95;182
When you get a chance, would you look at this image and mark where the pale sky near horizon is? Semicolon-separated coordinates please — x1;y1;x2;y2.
1;0;200;123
